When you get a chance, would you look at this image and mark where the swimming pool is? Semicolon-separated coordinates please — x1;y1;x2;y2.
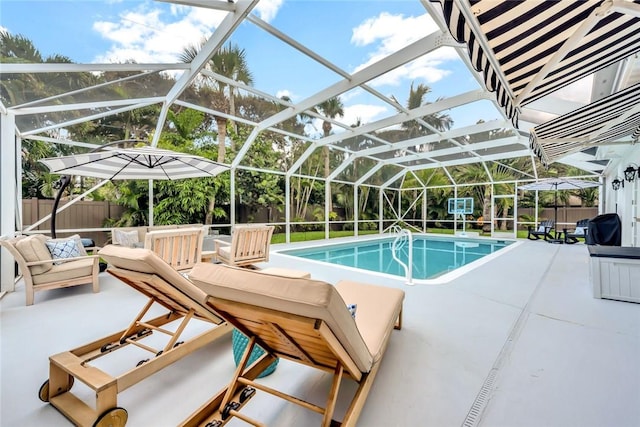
278;235;516;283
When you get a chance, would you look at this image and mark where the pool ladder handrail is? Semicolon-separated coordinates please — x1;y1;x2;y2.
390;226;414;285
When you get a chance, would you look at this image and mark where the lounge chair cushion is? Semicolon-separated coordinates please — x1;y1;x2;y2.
335;280;404;364
15;235;53;275
98;245;210;306
32;257;95;285
189;263;404;372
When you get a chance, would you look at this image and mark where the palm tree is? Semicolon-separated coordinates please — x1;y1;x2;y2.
315;97;344;213
392;82;453;141
180;41;253;162
455;163;516;232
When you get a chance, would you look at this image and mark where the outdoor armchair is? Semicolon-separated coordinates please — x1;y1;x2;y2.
527;219;555;241
144;226;205;271
564;218;590;244
214;224;275;267
0;234;99;306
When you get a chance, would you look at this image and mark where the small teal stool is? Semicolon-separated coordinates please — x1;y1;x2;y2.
231;329;279;378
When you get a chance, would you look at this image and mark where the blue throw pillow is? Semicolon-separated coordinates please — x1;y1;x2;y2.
347;303;357;318
45;239;81;265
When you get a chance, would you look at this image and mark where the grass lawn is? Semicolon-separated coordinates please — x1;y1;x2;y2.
272;228;529;243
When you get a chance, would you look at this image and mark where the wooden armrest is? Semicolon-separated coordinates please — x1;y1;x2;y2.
213;239;230;251
26;255;99;266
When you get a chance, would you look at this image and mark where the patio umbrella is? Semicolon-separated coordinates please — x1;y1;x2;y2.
520;178;601;229
40;146;229;236
40;146;228;181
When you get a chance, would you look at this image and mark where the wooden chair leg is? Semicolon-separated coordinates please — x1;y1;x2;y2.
322;364;344;427
25;278;35;306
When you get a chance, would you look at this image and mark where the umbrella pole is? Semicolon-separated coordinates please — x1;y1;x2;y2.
50;175;71;239
554;187;558;228
149;180;154;227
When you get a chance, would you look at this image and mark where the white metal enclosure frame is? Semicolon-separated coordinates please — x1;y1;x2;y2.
2;0;640;290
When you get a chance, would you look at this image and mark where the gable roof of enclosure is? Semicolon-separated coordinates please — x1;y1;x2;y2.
2;0;640;191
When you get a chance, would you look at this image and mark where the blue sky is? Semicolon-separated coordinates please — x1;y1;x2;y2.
1;0;503;130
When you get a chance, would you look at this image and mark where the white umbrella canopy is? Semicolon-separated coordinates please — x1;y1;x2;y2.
520;178;601;232
39;145;229;237
519;178;601;191
40;146;229;180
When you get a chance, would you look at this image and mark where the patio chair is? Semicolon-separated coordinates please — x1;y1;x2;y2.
563;218;590;244
527;219;555;241
0;234;99;306
184;262;405;427
214;224;275;267
144;226;204;271
38;245;231;427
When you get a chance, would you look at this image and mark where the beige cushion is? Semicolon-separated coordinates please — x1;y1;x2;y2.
98;245;210;307
335;280;404;363
217;245;231;261
31;257;94;285
189;263;403;372
15;235;53;275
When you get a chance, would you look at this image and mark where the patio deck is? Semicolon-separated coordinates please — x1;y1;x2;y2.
1;239;639;427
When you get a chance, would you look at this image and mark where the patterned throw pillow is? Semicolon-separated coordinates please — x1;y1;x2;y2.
45;239;81;265
48;234;88;256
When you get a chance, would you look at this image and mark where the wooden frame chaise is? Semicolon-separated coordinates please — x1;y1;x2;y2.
38;246;231;427
184;262;405;427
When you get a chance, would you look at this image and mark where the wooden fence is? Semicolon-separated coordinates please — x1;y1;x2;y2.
517;207;599;228
20;198;600;245
22;198;125;246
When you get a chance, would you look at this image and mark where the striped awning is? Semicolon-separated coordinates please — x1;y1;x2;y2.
530;82;640;166
430;0;640;125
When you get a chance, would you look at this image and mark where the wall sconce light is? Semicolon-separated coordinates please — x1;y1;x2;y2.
611;177;624;190
623;163;638;182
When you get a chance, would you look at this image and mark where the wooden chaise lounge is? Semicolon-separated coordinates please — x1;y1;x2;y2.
39;246;231;427
184;262;405;427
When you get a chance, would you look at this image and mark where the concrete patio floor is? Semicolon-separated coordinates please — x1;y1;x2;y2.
1;238;639;426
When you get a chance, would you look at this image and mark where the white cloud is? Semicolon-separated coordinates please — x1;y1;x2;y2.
276;89;295;101
91;0;281;64
255;0;283;22
351;13;458;87
342;104;388;128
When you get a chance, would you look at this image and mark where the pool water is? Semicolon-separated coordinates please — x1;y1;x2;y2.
280;236;512;280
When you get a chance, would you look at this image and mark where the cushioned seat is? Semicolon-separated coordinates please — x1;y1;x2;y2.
185;263;404;426
0;234;99;305
31;257;95;285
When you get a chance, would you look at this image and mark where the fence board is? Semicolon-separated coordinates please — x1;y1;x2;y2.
21;198;125;246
